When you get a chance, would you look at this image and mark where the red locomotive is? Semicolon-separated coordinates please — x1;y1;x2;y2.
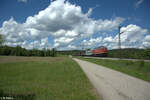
92;46;108;56
85;46;108;57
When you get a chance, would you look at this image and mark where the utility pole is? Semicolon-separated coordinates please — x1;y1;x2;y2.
80;44;84;56
118;25;134;49
118;26;122;49
82;44;84;51
33;41;35;49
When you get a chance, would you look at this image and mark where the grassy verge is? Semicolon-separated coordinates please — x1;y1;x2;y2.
0;56;99;100
77;57;150;82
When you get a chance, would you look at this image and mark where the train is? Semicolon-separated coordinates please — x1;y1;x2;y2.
84;46;108;57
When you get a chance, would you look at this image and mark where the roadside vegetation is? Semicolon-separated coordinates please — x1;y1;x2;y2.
108;48;150;60
78;57;150;82
0;56;99;100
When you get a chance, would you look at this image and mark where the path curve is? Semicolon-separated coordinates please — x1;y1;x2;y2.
73;58;150;100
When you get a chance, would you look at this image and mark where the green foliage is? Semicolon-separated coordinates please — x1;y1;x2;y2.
125;61;133;66
144;48;150;59
0;35;4;46
108;48;146;59
51;48;56;57
57;50;84;55
138;60;145;68
0;46;57;57
86;48;91;50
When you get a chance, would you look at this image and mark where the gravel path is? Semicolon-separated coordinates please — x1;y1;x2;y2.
73;58;150;100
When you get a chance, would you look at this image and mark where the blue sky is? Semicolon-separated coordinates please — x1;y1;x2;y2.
0;0;150;50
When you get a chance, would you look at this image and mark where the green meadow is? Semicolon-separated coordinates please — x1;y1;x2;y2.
0;56;99;100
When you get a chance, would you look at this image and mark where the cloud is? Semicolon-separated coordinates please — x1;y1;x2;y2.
120;24;148;42
82;24;149;49
81;37;103;49
86;8;93;16
103;36;114;43
54;37;74;47
135;0;144;8
104;24;149;49
0;0;125;50
2;0;149;50
143;35;150;48
17;0;27;3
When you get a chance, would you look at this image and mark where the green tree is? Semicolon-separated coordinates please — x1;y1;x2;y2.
51;48;56;57
15;46;22;56
0;35;4;46
144;48;150;59
86;48;91;51
43;48;47;57
46;50;51;56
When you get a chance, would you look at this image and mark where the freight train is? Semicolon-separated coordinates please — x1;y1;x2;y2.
85;46;108;57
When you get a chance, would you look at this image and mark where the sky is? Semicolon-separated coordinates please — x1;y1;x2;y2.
0;0;150;50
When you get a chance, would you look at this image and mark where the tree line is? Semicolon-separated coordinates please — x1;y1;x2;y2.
58;50;84;55
108;48;150;60
58;48;150;59
0;34;150;58
0;45;57;57
0;35;57;57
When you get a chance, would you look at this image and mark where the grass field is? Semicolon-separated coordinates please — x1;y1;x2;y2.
0;56;99;100
78;57;150;82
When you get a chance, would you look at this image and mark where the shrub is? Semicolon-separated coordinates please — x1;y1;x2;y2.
125;61;133;65
138;60;145;68
144;48;150;59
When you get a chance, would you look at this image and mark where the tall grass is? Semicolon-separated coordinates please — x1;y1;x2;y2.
0;56;99;100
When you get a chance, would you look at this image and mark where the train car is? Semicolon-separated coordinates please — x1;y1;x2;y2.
92;46;108;57
85;50;93;56
84;46;108;57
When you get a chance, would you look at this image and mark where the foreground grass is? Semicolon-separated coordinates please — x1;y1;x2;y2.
0;56;99;100
78;57;150;82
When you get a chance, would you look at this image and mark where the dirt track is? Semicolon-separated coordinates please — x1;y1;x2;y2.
74;58;150;100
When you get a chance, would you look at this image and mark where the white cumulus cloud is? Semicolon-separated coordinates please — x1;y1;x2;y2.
104;24;149;49
3;0;149;50
82;24;149;50
0;0;125;50
143;35;150;47
81;37;103;49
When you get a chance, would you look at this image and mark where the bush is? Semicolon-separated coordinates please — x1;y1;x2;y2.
125;61;133;65
138;60;145;68
108;48;146;59
144;48;150;59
